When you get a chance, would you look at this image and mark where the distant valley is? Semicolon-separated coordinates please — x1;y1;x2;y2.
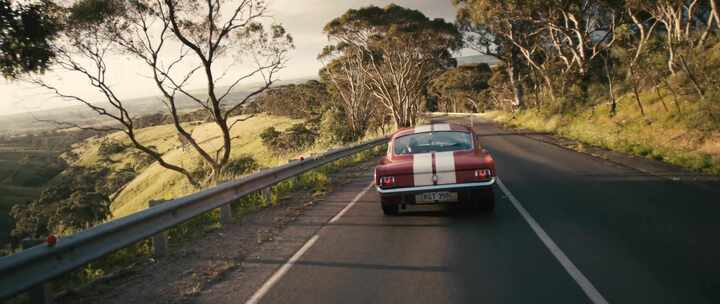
0;77;315;136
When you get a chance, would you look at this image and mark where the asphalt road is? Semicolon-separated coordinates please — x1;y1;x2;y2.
244;119;720;304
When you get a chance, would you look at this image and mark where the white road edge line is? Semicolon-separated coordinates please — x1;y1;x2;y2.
244;235;319;304
245;181;374;304
329;182;374;223
496;178;609;304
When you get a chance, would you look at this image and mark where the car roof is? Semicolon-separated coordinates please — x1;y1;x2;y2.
392;123;472;139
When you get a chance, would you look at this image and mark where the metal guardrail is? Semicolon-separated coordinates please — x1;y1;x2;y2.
0;136;389;300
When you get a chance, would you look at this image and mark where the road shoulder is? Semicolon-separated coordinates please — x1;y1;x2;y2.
59;159;378;304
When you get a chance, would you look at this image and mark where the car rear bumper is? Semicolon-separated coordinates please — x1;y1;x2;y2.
376;177;496;195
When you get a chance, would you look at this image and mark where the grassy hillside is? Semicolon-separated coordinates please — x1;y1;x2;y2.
62;114;303;218
485;89;720;175
4;111;388;248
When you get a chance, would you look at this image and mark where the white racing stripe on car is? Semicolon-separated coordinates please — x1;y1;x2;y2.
413;153;434;186
434;151;456;184
414;125;432;133
433;123;451;131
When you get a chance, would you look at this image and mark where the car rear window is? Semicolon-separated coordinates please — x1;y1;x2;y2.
393;131;473;155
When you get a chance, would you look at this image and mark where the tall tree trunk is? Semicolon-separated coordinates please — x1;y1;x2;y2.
665;30;678;75
506;57;524;109
663;79;683;113
542;73;556;104
712;0;720;32
654;85;669;112
678;54;705;99
531;69;542;109
629;65;646;116
603;55;617;116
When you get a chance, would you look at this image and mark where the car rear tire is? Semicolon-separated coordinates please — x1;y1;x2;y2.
381;198;399;215
476;188;495;213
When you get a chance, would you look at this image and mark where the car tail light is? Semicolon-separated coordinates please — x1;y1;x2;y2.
380;176;396;188
474;169;492;180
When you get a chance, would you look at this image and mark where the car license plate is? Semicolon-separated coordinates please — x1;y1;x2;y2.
416;192;457;203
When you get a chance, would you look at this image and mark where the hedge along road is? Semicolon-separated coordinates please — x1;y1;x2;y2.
224;117;720;304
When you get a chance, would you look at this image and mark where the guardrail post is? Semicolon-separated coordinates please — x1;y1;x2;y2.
149;200;168;257
288;159;300;186
0;137;390;301
219;204;233;225
261;187;272;203
22;239;53;304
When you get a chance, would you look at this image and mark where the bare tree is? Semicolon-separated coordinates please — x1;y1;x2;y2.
30;0;292;185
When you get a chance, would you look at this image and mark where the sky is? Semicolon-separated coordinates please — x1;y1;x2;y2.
0;0;465;116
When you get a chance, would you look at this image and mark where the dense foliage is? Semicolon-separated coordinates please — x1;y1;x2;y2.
322;4;462;128
0;0;59;78
258;80;329;119
260;124;318;153
9;166;112;242
452;0;720;122
429;64;492;112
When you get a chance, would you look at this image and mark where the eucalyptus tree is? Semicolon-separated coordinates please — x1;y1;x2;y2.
30;0;293;185
452;0;559;103
453;0;529;108
0;0;59;78
428;64;492;112
318;47;374;140
644;0;720;101
322;4;462;128
454;0;624;105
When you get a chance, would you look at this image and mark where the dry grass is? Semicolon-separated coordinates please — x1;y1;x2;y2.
108;114;302;218
59;112;393;220
483;90;720;175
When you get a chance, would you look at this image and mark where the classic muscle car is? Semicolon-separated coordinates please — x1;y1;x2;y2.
374;123;496;215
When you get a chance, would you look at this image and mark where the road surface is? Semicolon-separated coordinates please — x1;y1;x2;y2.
233;118;720;304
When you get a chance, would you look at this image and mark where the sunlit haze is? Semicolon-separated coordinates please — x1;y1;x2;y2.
0;0;462;117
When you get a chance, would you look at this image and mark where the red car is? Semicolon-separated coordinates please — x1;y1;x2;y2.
374;123;496;215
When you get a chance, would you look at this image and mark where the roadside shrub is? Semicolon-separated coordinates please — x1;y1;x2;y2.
221;155;259;177
134;113;170;128
259;127;282;148
319;108;357;144
260;124;318;152
10;166;112;240
285;123;318;149
129;150;155;171
101;169;137;194
98;140;127;157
